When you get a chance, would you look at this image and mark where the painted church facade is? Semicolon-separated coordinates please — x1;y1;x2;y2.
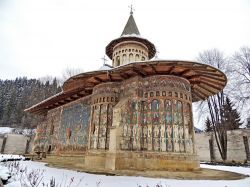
26;11;227;171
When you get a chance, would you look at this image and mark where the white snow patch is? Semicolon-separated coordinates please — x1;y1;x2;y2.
0;127;13;135
0;164;10;181
0;161;249;187
0;154;25;162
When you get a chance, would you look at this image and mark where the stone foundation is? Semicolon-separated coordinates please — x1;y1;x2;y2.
85;150;199;171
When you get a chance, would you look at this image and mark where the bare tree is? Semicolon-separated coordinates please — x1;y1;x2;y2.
61;67;84;83
229;47;250;112
197;49;228;161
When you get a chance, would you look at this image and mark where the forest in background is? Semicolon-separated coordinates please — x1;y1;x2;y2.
0;77;61;128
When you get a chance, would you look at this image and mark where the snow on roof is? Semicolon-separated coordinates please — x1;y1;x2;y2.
98;64;113;70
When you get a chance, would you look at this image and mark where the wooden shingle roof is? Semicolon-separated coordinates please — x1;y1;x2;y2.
25;60;227;114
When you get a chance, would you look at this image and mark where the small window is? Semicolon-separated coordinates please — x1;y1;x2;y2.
144;93;148;98
135;54;139;61
180;93;183;99
111;97;114;102
107;97;109;102
156;91;160;96
122;54;127;63
129;53;133;62
168;92;172;96
175;92;178;97
150;92;154;97
103;97;105;102
162;91;166;96
116;56;120;66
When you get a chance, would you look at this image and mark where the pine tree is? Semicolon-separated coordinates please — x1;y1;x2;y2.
204;117;213;132
0;77;61;128
222;97;242;130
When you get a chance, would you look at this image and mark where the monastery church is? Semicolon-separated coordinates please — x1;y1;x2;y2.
26;10;226;171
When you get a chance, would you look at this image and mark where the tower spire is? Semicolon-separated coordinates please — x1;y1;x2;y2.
121;5;140;36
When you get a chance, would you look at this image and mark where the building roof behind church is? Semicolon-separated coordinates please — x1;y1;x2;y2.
121;13;140;36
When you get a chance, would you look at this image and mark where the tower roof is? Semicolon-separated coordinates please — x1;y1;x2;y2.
106;11;156;60
121;12;140;36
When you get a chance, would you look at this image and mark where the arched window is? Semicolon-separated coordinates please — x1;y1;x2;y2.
116;56;120;66
129;53;133;62
122;54;126;64
135;54;139;61
141;56;145;61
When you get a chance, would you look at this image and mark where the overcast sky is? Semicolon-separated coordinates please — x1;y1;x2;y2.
1;0;249;128
1;0;250;80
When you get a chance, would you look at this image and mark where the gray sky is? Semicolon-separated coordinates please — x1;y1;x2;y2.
1;0;249;129
1;0;250;80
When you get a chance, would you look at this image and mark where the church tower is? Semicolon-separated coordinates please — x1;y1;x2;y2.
106;10;156;67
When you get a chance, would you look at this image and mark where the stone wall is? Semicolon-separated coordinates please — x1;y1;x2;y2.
0;134;32;155
195;129;250;162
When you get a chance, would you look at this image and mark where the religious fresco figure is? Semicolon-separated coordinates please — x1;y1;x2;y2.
167;125;172;139
185;139;193;153
184;126;189;140
174;139;180;152
173;100;178;125
123;125;128;136
179;126;184;139
160;125;166;151
173;125;179;139
66;127;71;145
179;139;185;152
177;101;183;125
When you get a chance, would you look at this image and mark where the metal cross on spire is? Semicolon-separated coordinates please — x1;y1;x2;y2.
101;55;108;65
129;4;135;15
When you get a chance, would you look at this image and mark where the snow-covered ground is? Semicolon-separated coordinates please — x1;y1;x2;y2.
0;160;249;187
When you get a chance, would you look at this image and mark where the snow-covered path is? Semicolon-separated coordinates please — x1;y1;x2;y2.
2;161;249;187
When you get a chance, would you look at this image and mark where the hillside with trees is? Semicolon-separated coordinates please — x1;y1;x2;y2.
0;77;61;128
